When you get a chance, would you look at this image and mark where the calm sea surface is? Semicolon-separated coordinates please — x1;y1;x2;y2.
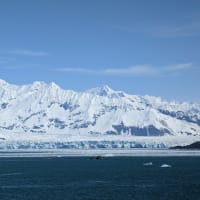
0;156;199;200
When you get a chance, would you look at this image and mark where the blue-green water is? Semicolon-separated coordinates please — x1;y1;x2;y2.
0;157;200;200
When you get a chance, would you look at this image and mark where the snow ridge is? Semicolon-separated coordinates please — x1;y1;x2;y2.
0;79;200;149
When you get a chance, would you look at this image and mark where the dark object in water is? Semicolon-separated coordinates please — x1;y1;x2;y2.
90;155;104;160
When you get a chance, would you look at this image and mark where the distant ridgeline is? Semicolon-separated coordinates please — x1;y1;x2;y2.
171;141;200;149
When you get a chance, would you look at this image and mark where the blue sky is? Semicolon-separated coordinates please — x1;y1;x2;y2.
0;0;200;102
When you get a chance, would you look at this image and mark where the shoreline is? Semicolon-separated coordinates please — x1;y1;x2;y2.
0;149;200;157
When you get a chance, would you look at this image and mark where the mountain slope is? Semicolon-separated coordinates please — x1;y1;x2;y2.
0;79;200;149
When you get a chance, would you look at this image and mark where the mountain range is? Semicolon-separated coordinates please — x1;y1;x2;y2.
0;79;200;149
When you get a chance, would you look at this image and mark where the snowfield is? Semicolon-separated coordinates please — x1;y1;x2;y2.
0;79;200;149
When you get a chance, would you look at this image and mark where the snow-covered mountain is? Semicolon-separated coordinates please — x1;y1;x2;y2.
0;79;200;149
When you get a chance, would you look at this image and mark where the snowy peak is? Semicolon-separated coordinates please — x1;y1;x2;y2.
86;85;113;95
86;85;125;98
30;81;47;90
49;82;60;89
0;80;61;92
0;79;7;84
0;78;200;141
0;79;8;86
29;81;61;90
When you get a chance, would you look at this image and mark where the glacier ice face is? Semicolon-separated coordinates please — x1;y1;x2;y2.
0;79;200;149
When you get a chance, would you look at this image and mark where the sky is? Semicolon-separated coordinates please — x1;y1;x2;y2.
0;0;200;102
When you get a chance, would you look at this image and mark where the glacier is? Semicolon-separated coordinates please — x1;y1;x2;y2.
0;79;200;149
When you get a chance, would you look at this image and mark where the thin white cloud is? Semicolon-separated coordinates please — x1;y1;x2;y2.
1;62;194;75
113;21;200;38
57;67;95;73
102;65;158;75
0;63;41;70
154;22;200;38
56;65;157;76
55;63;193;76
10;49;48;56
0;66;23;70
165;63;193;72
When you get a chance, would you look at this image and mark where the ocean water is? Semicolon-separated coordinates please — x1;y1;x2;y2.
0;156;199;200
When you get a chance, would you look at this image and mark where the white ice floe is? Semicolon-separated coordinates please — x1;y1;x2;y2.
160;164;171;168
143;162;153;166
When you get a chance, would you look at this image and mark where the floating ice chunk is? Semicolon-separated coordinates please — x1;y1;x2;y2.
143;162;153;166
160;164;171;168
